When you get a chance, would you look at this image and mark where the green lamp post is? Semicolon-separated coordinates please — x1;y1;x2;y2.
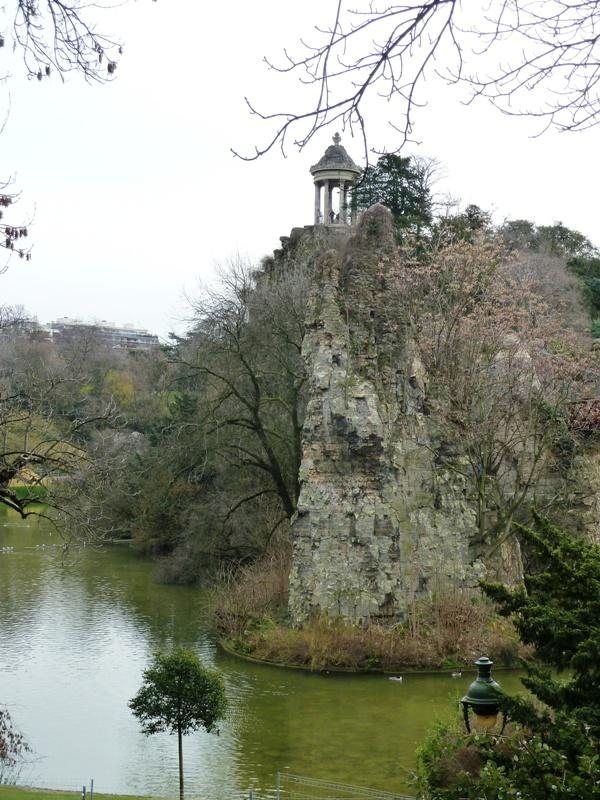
461;656;506;734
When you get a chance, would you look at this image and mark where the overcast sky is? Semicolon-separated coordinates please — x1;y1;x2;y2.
1;0;598;339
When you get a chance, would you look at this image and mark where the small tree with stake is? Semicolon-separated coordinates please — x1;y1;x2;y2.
129;649;227;800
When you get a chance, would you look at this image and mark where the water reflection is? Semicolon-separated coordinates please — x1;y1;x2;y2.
0;513;524;797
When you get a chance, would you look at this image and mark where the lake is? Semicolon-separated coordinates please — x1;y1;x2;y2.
0;512;524;798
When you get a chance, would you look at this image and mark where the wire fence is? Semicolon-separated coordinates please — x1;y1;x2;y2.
17;777;184;798
249;772;416;800
17;778;240;800
19;778;119;797
15;771;416;800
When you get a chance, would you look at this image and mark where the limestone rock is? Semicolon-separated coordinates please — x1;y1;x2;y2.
287;207;523;623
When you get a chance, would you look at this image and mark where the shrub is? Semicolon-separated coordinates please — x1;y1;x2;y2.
209;538;291;638
218;588;525;671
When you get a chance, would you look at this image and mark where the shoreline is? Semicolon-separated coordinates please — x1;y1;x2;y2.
218;637;522;675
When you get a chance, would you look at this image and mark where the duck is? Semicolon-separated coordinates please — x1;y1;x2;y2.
451;671;462;678
388;675;403;682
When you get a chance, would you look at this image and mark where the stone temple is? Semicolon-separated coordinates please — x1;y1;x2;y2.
277;137;529;624
310;133;362;226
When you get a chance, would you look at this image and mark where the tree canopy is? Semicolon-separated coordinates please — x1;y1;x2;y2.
129;648;227;800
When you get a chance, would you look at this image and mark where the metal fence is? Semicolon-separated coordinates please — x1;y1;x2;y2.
18;771;416;800
18;779;97;797
252;772;416;800
19;778;107;798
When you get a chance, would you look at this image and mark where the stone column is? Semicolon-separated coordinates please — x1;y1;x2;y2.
314;182;321;224
323;180;331;225
329;183;335;224
340;181;346;224
350;186;357;224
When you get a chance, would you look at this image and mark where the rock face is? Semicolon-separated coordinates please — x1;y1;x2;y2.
288;206;522;623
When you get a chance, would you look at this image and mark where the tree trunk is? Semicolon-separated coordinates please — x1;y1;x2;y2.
178;723;184;800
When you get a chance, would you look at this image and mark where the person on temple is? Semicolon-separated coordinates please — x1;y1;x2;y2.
329;209;335;223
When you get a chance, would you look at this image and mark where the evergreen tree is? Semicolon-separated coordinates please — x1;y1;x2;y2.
485;512;600;735
352;154;433;241
418;512;600;799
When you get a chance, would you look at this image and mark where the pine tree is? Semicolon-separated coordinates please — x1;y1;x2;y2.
352;154;432;241
418;512;600;799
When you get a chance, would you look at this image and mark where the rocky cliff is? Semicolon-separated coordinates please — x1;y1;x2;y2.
286;206;525;623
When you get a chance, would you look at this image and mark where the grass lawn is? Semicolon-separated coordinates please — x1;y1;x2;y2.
0;788;156;800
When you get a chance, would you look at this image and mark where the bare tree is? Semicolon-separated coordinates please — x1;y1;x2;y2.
113;257;312;575
235;0;600;159
393;237;599;554
177;258;308;526
0;182;31;272
3;0;123;82
0;0;134;271
0;706;30;785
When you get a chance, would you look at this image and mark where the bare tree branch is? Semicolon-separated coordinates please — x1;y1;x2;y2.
237;0;600;158
9;0;122;83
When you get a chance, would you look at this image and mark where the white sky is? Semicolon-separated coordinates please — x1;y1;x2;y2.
0;0;598;340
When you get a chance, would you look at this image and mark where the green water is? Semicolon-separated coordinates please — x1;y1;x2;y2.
0;513;525;798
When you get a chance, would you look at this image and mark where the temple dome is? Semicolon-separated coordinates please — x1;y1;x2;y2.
310;133;361;177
